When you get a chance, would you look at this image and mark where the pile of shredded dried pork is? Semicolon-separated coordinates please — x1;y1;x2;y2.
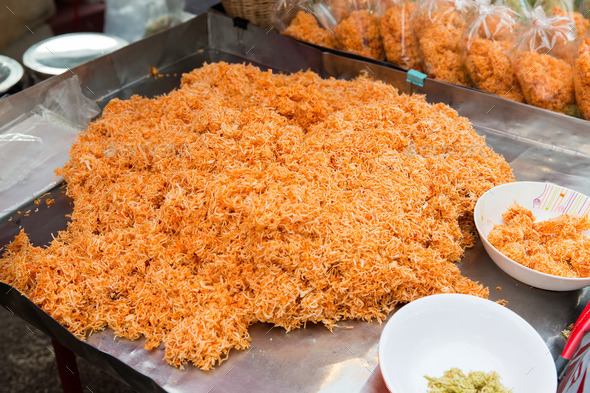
0;62;514;370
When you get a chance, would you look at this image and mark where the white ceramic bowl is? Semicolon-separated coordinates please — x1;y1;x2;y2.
379;294;557;393
474;181;590;291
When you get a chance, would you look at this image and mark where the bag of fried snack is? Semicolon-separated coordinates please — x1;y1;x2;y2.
551;4;589;35
510;6;578;114
463;2;525;101
574;32;590;119
411;0;475;86
333;0;385;60
272;0;341;49
379;0;422;70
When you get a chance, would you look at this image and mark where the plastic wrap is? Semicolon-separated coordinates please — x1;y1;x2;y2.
0;76;99;218
334;5;385;60
574;33;590;120
411;0;474;86
551;4;589;35
275;0;385;60
274;0;341;49
104;0;186;43
511;6;577;113
273;0;313;31
380;0;422;70
463;2;525;101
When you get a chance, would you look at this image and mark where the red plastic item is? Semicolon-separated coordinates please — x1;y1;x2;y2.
557;302;590;380
564;303;590;360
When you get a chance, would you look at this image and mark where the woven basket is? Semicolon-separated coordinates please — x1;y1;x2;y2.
221;0;276;28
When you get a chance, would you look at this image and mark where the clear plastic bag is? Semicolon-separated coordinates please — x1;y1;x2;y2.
411;0;475;86
463;2;525;101
274;0;385;59
550;4;589;36
272;0;311;32
333;2;385;59
574;32;590;119
511;6;578;113
0;76;100;217
104;0;186;43
273;0;341;49
380;0;422;70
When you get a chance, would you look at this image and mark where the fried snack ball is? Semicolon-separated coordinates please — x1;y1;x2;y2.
465;37;525;102
335;10;384;60
412;5;470;86
283;11;340;49
513;50;575;113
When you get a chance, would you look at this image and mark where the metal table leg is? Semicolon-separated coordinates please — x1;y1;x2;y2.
52;339;84;393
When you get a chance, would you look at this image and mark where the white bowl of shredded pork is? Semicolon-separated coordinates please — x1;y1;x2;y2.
474;181;590;291
378;294;557;393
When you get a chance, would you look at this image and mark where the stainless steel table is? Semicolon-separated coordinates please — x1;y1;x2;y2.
1;10;589;393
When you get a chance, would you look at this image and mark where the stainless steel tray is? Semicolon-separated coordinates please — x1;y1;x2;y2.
1;10;589;393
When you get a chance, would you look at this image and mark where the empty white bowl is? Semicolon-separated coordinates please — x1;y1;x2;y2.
379;294;557;393
474;181;590;291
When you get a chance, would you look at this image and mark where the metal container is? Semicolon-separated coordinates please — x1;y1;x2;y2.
0;55;24;94
22;33;127;81
1;11;590;393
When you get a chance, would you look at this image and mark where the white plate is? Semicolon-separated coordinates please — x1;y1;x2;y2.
378;294;557;393
474;181;590;291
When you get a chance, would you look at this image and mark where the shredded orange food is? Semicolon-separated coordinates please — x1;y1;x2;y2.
488;204;590;278
380;2;422;71
335;10;384;60
476;10;515;42
327;0;350;21
465;37;524;102
0;62;514;370
412;3;470;86
548;11;579;62
513;51;575;113
553;6;589;36
574;36;590;120
283;11;340;49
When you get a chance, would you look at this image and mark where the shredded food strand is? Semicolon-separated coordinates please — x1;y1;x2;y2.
335;10;384;60
513;51;575;113
465;37;524;102
552;6;589;36
488;204;590;277
282;11;340;49
380;2;422;71
412;4;470;86
0;62;514;370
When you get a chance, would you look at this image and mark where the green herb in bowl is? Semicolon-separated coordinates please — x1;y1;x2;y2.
425;368;511;392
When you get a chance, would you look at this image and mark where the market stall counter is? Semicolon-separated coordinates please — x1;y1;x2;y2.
1;10;589;393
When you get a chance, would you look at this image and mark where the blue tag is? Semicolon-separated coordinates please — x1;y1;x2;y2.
406;69;427;87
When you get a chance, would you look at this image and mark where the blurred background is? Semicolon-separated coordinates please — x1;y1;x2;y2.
0;0;218;94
